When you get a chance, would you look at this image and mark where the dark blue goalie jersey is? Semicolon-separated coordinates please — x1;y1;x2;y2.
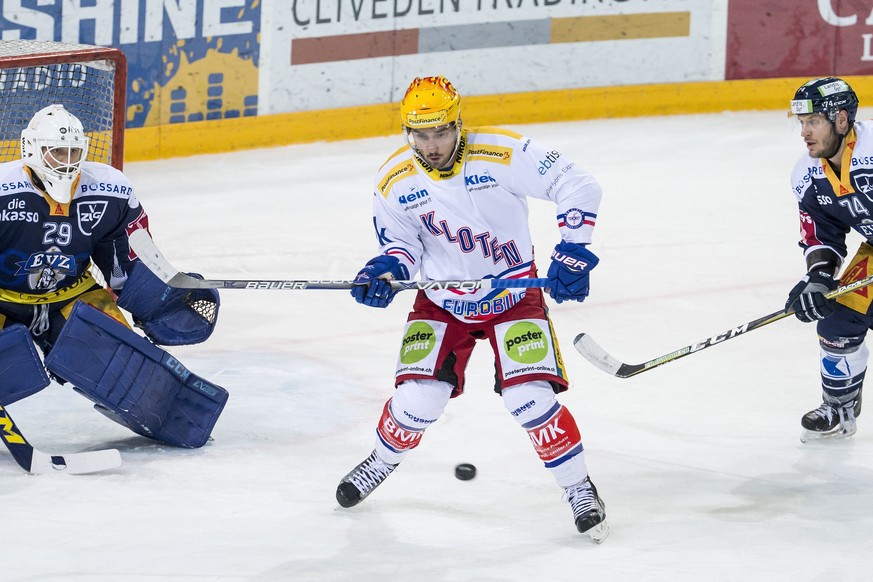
0;159;149;304
791;120;873;262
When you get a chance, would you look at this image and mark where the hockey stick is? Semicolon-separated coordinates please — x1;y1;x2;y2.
0;404;122;474
574;272;873;378
128;229;548;291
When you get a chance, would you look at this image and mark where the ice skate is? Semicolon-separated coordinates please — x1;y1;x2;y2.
564;477;608;543
335;450;398;508
800;392;862;443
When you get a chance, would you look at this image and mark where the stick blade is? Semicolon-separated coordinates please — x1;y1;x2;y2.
127;229;177;284
573;333;625;377
27;448;122;475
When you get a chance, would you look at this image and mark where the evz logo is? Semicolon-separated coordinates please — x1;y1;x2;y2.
77;200;108;235
16;246;76;291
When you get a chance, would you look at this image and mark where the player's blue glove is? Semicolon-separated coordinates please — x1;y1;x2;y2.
351;255;409;308
786;270;838;322
546;241;599;304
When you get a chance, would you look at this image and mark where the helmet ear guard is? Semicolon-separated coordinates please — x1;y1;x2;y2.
21;104;89;204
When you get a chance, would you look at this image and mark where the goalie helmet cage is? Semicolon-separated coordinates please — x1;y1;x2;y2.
0;40;127;170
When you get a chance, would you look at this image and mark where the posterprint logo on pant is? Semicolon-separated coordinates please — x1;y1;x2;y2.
396;320;446;377
503;321;548;364
496;319;559;380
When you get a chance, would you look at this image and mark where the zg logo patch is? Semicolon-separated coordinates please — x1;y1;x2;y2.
504;322;548;364
400;321;436;364
77;200;108;235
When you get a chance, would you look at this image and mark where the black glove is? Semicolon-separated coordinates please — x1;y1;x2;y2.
785;270;838;323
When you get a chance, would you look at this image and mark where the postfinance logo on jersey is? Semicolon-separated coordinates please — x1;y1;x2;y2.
400;322;436;364
504;322;548;364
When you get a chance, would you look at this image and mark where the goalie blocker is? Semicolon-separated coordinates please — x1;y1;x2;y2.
44;302;228;448
0;324;51;404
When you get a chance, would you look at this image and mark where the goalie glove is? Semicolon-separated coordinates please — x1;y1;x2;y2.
116;261;219;345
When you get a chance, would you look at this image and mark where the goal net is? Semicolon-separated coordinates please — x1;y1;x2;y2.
0;41;128;288
0;40;127;170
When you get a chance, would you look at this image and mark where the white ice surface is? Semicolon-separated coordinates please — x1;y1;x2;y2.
6;111;873;581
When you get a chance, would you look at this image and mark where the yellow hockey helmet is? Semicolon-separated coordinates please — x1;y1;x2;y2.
400;76;461;130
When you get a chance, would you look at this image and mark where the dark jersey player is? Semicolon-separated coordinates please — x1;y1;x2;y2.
786;77;873;442
0;103;227;449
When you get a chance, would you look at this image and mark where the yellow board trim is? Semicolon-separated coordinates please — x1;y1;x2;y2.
125;76;873;162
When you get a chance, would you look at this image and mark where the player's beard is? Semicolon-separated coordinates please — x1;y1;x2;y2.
818;126;844;160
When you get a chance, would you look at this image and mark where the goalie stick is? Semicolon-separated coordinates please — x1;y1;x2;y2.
0;404;122;474
574;272;873;378
128;229;548;291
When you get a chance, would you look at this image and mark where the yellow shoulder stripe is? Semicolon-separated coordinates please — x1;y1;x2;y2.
378;159;417;197
378;145;411;172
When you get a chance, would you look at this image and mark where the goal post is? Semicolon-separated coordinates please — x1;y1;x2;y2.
0;40;127;170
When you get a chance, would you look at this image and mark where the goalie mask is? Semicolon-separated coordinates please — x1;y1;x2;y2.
400;76;462;167
21;104;89;204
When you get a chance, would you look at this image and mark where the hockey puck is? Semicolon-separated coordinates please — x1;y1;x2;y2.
454;463;477;481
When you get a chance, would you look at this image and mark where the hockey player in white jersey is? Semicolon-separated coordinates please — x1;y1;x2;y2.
0;104;227;449
335;76;607;542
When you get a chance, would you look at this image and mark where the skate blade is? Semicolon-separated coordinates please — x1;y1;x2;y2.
800;424;857;443
585;520;609;544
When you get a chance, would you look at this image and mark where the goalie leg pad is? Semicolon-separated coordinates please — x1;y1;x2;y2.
116;261;219;346
0;324;50;405
44;302;228;448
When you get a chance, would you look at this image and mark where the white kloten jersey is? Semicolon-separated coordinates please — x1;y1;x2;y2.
371;126;602;322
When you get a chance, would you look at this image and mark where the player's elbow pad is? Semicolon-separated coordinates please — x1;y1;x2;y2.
116;261;220;346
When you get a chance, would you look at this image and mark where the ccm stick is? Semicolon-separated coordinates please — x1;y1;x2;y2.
0;404;122;474
128;230;548;291
574;273;873;378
